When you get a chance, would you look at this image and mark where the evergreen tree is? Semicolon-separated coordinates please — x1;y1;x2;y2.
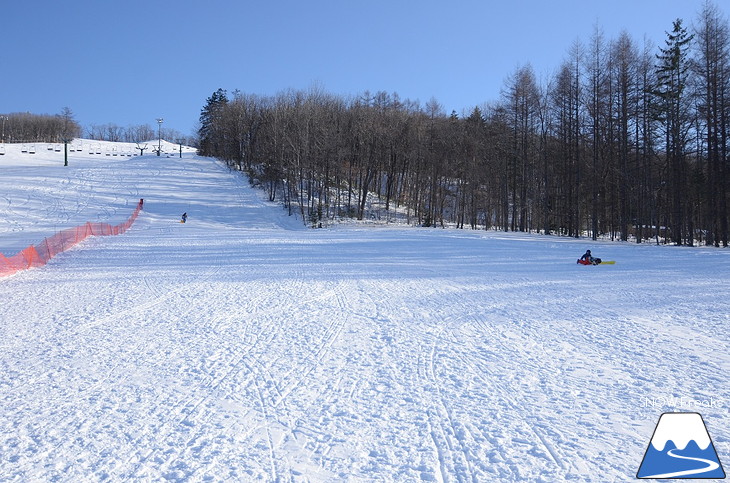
198;88;228;157
655;19;694;244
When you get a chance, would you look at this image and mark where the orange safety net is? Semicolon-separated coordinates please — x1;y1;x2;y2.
0;199;143;277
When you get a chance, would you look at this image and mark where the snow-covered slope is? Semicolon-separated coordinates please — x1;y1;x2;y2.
0;144;728;481
0;139;197;255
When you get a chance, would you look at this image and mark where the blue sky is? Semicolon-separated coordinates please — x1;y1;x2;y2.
1;0;718;137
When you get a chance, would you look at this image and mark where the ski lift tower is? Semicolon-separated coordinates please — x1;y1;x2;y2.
156;118;164;156
62;137;71;166
1;115;8;143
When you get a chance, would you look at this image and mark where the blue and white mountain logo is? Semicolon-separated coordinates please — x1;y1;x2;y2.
637;412;725;479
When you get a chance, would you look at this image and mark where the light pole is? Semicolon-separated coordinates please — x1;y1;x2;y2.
156;118;163;156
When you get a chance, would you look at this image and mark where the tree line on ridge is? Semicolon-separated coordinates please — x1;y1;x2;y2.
198;3;730;246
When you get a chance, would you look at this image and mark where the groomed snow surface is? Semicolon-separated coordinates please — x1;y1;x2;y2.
1;142;728;482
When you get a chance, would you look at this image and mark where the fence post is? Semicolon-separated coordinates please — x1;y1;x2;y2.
21;246;41;268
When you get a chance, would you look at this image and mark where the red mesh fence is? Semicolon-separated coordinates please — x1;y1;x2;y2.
0;199;143;277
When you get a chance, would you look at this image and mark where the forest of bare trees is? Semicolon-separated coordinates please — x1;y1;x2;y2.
1;109;81;144
84;123;194;145
199;3;730;246
0;111;194;147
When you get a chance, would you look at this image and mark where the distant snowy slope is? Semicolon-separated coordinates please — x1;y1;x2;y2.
0;139;200;254
0;145;729;481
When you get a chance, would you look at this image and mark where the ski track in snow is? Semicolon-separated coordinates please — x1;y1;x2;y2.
1;144;729;481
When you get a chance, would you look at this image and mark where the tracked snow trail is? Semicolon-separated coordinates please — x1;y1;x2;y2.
1;147;729;481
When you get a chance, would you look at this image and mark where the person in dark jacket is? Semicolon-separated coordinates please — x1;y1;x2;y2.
181;212;187;223
578;249;602;265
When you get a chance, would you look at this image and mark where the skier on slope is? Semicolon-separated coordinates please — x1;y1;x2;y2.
181;212;187;223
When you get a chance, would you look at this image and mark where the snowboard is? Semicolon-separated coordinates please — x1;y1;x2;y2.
577;258;615;265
